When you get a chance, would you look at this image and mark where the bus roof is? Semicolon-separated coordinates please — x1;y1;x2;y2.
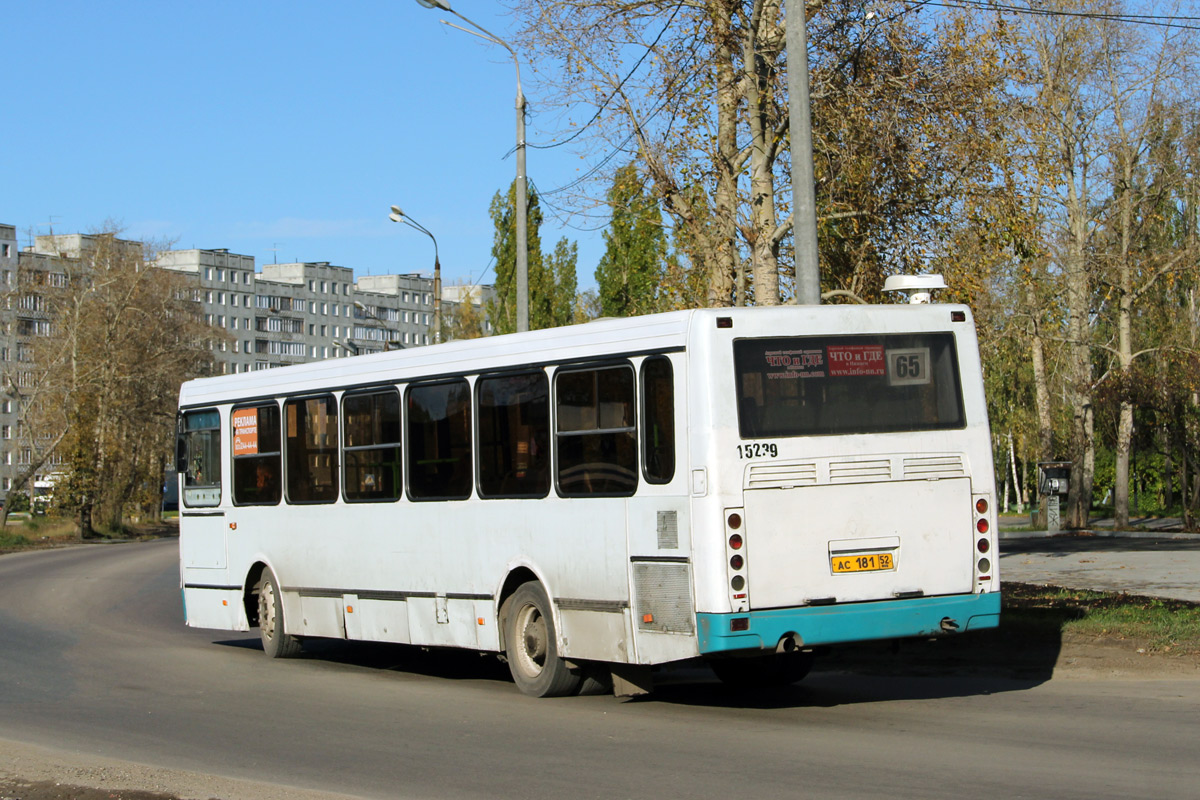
178;304;973;409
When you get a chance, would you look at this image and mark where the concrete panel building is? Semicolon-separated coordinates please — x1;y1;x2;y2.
0;223;492;505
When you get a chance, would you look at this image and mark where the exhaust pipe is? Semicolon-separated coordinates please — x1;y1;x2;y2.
940;617;960;633
776;633;803;653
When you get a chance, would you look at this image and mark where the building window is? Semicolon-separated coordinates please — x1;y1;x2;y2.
1;425;9;439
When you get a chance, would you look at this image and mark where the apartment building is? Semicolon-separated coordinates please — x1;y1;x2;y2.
0;224;492;503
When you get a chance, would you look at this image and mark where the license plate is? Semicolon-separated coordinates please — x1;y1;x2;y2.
831;552;896;573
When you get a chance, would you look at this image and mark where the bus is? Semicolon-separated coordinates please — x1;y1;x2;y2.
177;302;999;697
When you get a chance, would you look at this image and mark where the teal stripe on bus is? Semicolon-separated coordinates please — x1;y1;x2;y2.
697;593;1001;654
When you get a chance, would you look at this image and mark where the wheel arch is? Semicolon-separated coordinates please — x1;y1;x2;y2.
496;566;542;652
243;560;271;628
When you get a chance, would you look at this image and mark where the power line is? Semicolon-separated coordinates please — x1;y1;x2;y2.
525;1;689;152
930;1;1200;31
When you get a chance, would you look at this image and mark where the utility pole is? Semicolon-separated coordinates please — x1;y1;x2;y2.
786;0;821;305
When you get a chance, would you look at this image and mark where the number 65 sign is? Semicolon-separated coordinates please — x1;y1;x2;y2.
886;347;930;386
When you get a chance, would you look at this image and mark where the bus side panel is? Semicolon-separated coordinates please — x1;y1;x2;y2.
557;608;632;662
624;498;702;665
406;597;479;649
180;515;228;570
182;587;248;631
346;597;410;643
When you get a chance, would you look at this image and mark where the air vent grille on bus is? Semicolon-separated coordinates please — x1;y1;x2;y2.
903;455;966;479
829;459;892;482
632;562;695;634
746;462;819;489
657;510;679;549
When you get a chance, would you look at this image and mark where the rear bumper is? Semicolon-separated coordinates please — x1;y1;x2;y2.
696;591;1000;654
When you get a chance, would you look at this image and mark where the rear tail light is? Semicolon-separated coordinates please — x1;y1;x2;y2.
977;518;989;534
729;533;743;550
976;498;988;514
727;512;742;530
977;538;990;553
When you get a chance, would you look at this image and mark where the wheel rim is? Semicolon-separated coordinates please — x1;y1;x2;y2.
259;580;278;642
513;603;547;679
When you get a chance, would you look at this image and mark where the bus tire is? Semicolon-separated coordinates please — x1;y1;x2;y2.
709;652;814;689
504;582;581;697
256;569;302;659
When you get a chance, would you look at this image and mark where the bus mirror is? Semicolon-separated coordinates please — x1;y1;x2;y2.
176;435;189;474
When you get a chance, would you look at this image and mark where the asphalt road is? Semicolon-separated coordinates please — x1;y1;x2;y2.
2;540;1199;800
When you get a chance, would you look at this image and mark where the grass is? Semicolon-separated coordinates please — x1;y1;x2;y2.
1003;582;1200;655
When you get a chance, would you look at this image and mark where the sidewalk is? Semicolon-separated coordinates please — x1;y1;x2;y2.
998;516;1200;603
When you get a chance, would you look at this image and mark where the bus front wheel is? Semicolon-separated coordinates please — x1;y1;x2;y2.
504;583;581;697
256;569;302;659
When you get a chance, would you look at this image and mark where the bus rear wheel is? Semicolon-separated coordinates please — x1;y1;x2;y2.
504;583;581;697
256;569;302;659
709;652;814;689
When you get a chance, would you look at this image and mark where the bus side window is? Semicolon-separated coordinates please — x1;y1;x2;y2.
343;389;402;502
179;409;221;507
232;403;282;506
555;365;637;497
478;372;550;498
285;395;338;504
407;379;472;501
641;357;675;484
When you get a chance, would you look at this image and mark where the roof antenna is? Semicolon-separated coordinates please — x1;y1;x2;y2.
882;274;947;304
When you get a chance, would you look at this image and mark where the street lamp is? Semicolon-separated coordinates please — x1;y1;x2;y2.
412;0;528;333
388;205;441;344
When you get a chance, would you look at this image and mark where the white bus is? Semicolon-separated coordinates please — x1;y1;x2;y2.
177;303;999;696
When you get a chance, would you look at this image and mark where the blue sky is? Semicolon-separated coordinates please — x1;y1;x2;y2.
1;1;605;290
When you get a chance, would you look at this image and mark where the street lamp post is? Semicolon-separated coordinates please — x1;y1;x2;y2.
413;0;528;333
388;205;441;344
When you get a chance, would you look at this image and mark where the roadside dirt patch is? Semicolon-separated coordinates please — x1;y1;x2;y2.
0;777;187;800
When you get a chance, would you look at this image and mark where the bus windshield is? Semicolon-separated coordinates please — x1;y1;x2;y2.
734;332;965;438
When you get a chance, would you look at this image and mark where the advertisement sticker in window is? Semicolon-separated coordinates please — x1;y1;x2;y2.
763;348;825;380
827;344;886;377
232;408;259;455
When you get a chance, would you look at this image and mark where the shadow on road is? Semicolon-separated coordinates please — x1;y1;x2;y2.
213;617;1061;708
646;669;1046;709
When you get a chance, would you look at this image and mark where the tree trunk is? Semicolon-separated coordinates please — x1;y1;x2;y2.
1114;402;1134;526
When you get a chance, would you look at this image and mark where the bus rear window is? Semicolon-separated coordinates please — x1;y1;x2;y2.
733;333;965;438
